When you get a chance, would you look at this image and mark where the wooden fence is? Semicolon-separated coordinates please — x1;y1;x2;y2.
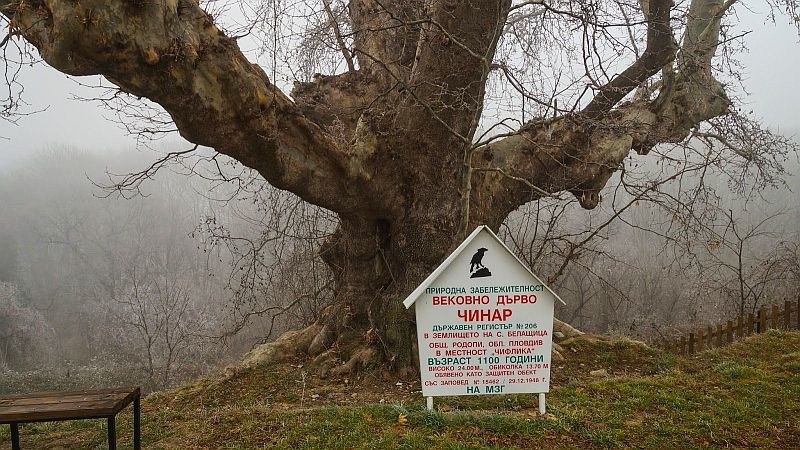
663;300;800;355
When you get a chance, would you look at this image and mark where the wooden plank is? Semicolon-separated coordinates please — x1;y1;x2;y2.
689;333;696;354
0;392;133;410
0;388;133;401
680;335;687;356
784;301;792;330
747;313;755;335
0;402;118;422
716;324;724;347
0;388;139;423
759;307;768;333
737;315;744;339
0;400;119;415
0;392;129;408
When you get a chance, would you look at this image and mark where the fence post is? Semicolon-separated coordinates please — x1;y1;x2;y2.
748;313;755;335
698;329;704;352
680;335;686;355
737;315;744;338
756;309;761;333
771;304;779;329
784;301;792;330
759;307;767;333
716;324;724;347
707;325;716;350
726;320;734;344
797;299;800;330
689;332;696;354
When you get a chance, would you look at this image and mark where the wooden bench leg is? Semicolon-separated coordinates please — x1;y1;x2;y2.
10;423;20;450
133;394;141;450
107;416;116;450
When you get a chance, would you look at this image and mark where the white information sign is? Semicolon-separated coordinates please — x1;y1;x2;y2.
403;226;565;399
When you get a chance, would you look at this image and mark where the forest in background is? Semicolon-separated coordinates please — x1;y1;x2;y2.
1;139;798;391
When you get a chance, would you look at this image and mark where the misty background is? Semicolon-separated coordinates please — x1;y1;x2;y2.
0;7;798;392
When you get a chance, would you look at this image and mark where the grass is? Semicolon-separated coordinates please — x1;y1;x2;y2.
1;330;798;449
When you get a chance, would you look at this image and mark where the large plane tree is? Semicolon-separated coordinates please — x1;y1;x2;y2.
1;0;796;373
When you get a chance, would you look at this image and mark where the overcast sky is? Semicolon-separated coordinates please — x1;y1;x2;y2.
0;7;798;170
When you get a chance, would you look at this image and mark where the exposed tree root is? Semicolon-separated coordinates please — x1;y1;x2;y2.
235;323;321;373
233;316;587;377
330;347;378;376
232;302;382;377
552;318;585;361
554;318;584;338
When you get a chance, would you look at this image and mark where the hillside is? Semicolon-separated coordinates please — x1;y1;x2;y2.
1;331;798;449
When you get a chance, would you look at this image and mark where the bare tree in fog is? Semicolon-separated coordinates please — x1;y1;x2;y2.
0;149;231;388
693;208;795;316
110;265;215;389
0;282;53;370
191;166;336;344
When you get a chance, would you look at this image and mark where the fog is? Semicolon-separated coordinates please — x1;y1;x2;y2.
1;138;797;391
1;4;799;393
0;148;331;391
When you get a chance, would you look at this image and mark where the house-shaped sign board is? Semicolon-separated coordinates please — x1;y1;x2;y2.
403;225;565;408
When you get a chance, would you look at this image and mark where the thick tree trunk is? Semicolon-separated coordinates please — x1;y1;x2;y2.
302;195;467;374
239;204;587;374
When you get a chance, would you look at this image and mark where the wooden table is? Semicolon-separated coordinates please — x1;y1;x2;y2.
0;387;140;450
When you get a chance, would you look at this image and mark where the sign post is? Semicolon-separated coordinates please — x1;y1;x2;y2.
403;226;565;413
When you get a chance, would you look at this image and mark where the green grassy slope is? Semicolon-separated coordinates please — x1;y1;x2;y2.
2;330;798;449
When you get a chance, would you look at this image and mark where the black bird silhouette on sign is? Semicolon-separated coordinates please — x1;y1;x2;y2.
470;248;488;272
